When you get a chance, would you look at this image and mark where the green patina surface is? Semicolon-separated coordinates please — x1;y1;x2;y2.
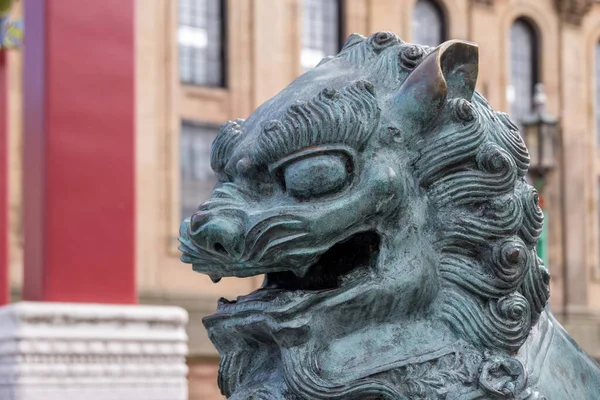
179;32;600;399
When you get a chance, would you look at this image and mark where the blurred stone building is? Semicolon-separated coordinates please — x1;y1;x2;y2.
5;0;600;398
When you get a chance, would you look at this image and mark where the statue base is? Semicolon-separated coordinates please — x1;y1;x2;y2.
0;302;189;400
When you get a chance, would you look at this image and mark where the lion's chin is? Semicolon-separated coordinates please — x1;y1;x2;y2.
203;231;380;324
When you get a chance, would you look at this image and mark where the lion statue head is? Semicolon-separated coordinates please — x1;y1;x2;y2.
178;32;567;399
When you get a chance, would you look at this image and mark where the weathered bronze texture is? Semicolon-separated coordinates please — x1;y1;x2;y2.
179;32;600;399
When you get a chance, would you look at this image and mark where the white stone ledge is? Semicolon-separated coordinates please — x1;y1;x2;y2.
0;302;189;400
0;385;188;400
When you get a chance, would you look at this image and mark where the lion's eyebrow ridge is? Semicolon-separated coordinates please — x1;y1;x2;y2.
252;80;381;165
210;118;245;175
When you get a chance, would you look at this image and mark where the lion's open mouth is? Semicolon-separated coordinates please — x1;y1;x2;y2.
264;231;380;291
216;231;380;311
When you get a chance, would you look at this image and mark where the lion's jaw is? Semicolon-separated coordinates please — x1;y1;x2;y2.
196;201;455;398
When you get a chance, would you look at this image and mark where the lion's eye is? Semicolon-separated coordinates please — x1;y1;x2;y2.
283;154;349;199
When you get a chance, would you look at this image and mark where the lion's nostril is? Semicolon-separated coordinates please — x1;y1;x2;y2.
214;242;228;255
188;216;245;259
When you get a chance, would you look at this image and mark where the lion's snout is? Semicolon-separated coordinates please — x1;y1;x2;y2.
188;211;245;261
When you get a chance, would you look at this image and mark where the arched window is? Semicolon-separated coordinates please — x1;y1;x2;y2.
596;42;600;145
412;0;445;47
301;0;341;71
509;19;539;124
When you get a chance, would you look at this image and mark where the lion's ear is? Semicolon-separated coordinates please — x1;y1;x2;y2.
437;40;478;100
393;40;478;135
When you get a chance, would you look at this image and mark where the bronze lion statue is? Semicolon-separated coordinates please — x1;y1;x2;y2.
179;32;600;399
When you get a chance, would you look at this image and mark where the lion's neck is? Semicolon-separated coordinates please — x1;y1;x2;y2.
310;318;461;384
217;316;476;399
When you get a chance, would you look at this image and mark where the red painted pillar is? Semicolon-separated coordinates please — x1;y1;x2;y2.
23;0;136;303
0;50;7;305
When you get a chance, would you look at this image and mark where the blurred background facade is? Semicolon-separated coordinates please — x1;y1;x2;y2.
4;0;600;398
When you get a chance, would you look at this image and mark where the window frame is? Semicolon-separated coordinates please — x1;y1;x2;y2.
337;0;346;51
595;41;600;146
179;119;221;222
300;0;343;71
178;0;228;88
508;17;540;125
595;42;600;279
597;178;600;277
